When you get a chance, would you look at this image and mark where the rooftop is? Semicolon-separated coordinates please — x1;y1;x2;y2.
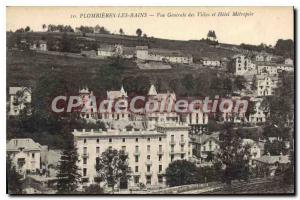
7;138;41;152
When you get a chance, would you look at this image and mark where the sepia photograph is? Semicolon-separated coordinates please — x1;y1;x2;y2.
6;6;295;195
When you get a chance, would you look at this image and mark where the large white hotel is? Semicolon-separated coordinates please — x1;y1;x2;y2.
73;123;192;189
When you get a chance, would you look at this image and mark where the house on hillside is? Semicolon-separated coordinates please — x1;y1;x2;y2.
8;87;31;116
200;57;221;67
285;58;293;65
136;46;193;64
233;54;257;76
253;154;290;176
7;138;42;175
242;139;262;165
248;98;268;124
257;75;278;96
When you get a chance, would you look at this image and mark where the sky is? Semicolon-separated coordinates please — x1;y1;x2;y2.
6;6;294;46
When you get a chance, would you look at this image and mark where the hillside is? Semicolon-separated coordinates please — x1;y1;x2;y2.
7;31;240;60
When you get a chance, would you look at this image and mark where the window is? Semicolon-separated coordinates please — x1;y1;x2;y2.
136;138;138;142
159;155;162;161
135;145;139;152
83;147;87;155
96;138;99;143
135;156;139;162
83;158;87;164
122;146;126;152
171;155;174;162
181;134;184;141
147;138;150;142
181;154;185;159
84;139;87;144
147;145;150;152
147;165;151;172
181;145;184;151
32;153;35;158
159;137;162;142
159;165;162;172
171;135;174;143
146;176;151;185
135;166;139;172
83;168;87;176
122;138;126;142
134;176;139;184
147;155;151;160
158;175;163;183
171;145;174;152
109;138;112;143
96;147;100;154
159;145;162;152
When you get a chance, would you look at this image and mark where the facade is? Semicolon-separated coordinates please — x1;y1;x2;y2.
242;139;262;165
285;58;293;65
249;98;267;124
190;132;220;160
8;87;31;116
253;154;290;176
7;138;41;174
257;76;278;96
136;46;193;64
73;123;192;189
201;57;221;67
233;55;256;76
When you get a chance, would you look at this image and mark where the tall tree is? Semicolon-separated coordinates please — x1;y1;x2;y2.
95;148;131;193
7;156;23;194
216;123;251;185
24;26;31;32
165;160;199;187
136;28;142;37
56;134;81;194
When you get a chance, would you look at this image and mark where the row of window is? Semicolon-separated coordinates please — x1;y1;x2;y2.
83;136;163;144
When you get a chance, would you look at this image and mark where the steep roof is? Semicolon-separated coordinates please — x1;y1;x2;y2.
7;138;41;152
254;155;290;164
107;86;128;99
148;84;157;96
200;132;220;144
9;87;31;95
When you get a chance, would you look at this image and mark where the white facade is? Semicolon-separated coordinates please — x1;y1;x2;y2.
285;58;293;65
9;87;31;116
73;123;192;189
234;55;256;76
202;59;221;67
242;139;262;165
257;76;278;96
249;98;267;124
7;138;41;174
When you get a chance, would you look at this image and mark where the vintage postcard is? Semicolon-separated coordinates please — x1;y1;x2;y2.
6;6;295;195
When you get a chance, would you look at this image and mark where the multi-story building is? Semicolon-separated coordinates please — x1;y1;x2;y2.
8;87;31;116
136;46;193;64
7;138;42;174
73;123;192;189
233;54;256;76
257;75;278;96
284;58;293;66
242;139;262;165
248;98;267;124
201;57;221;67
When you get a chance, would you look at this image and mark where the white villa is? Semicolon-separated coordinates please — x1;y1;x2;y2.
8;87;31;116
7;138;42;174
233;55;256;76
136;46;193;64
257;75;278;96
73;123;192;189
249;98;267;124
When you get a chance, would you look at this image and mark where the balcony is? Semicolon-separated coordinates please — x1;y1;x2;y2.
145;160;152;166
158;170;165;175
169;140;176;145
179;140;186;145
82;152;89;158
133;151;140;156
157;150;164;155
145;171;153;176
132;171;141;176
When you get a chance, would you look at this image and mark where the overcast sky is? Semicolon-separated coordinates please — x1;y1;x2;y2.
6;6;294;46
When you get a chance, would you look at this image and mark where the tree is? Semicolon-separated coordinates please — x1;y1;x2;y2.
24;26;31;32
56;134;81;194
165;160;199;187
216;123;251;185
84;184;104;194
95;148;131;193
136;28;142;37
234;75;246;91
274;39;294;58
42;24;47;31
7;156;23;194
119;28;124;35
251;75;257;91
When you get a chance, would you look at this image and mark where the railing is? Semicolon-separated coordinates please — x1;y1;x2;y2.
157;150;164;155
145;160;152;165
82;152;89;158
169;140;176;145
133;150;140;156
179;140;186;145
